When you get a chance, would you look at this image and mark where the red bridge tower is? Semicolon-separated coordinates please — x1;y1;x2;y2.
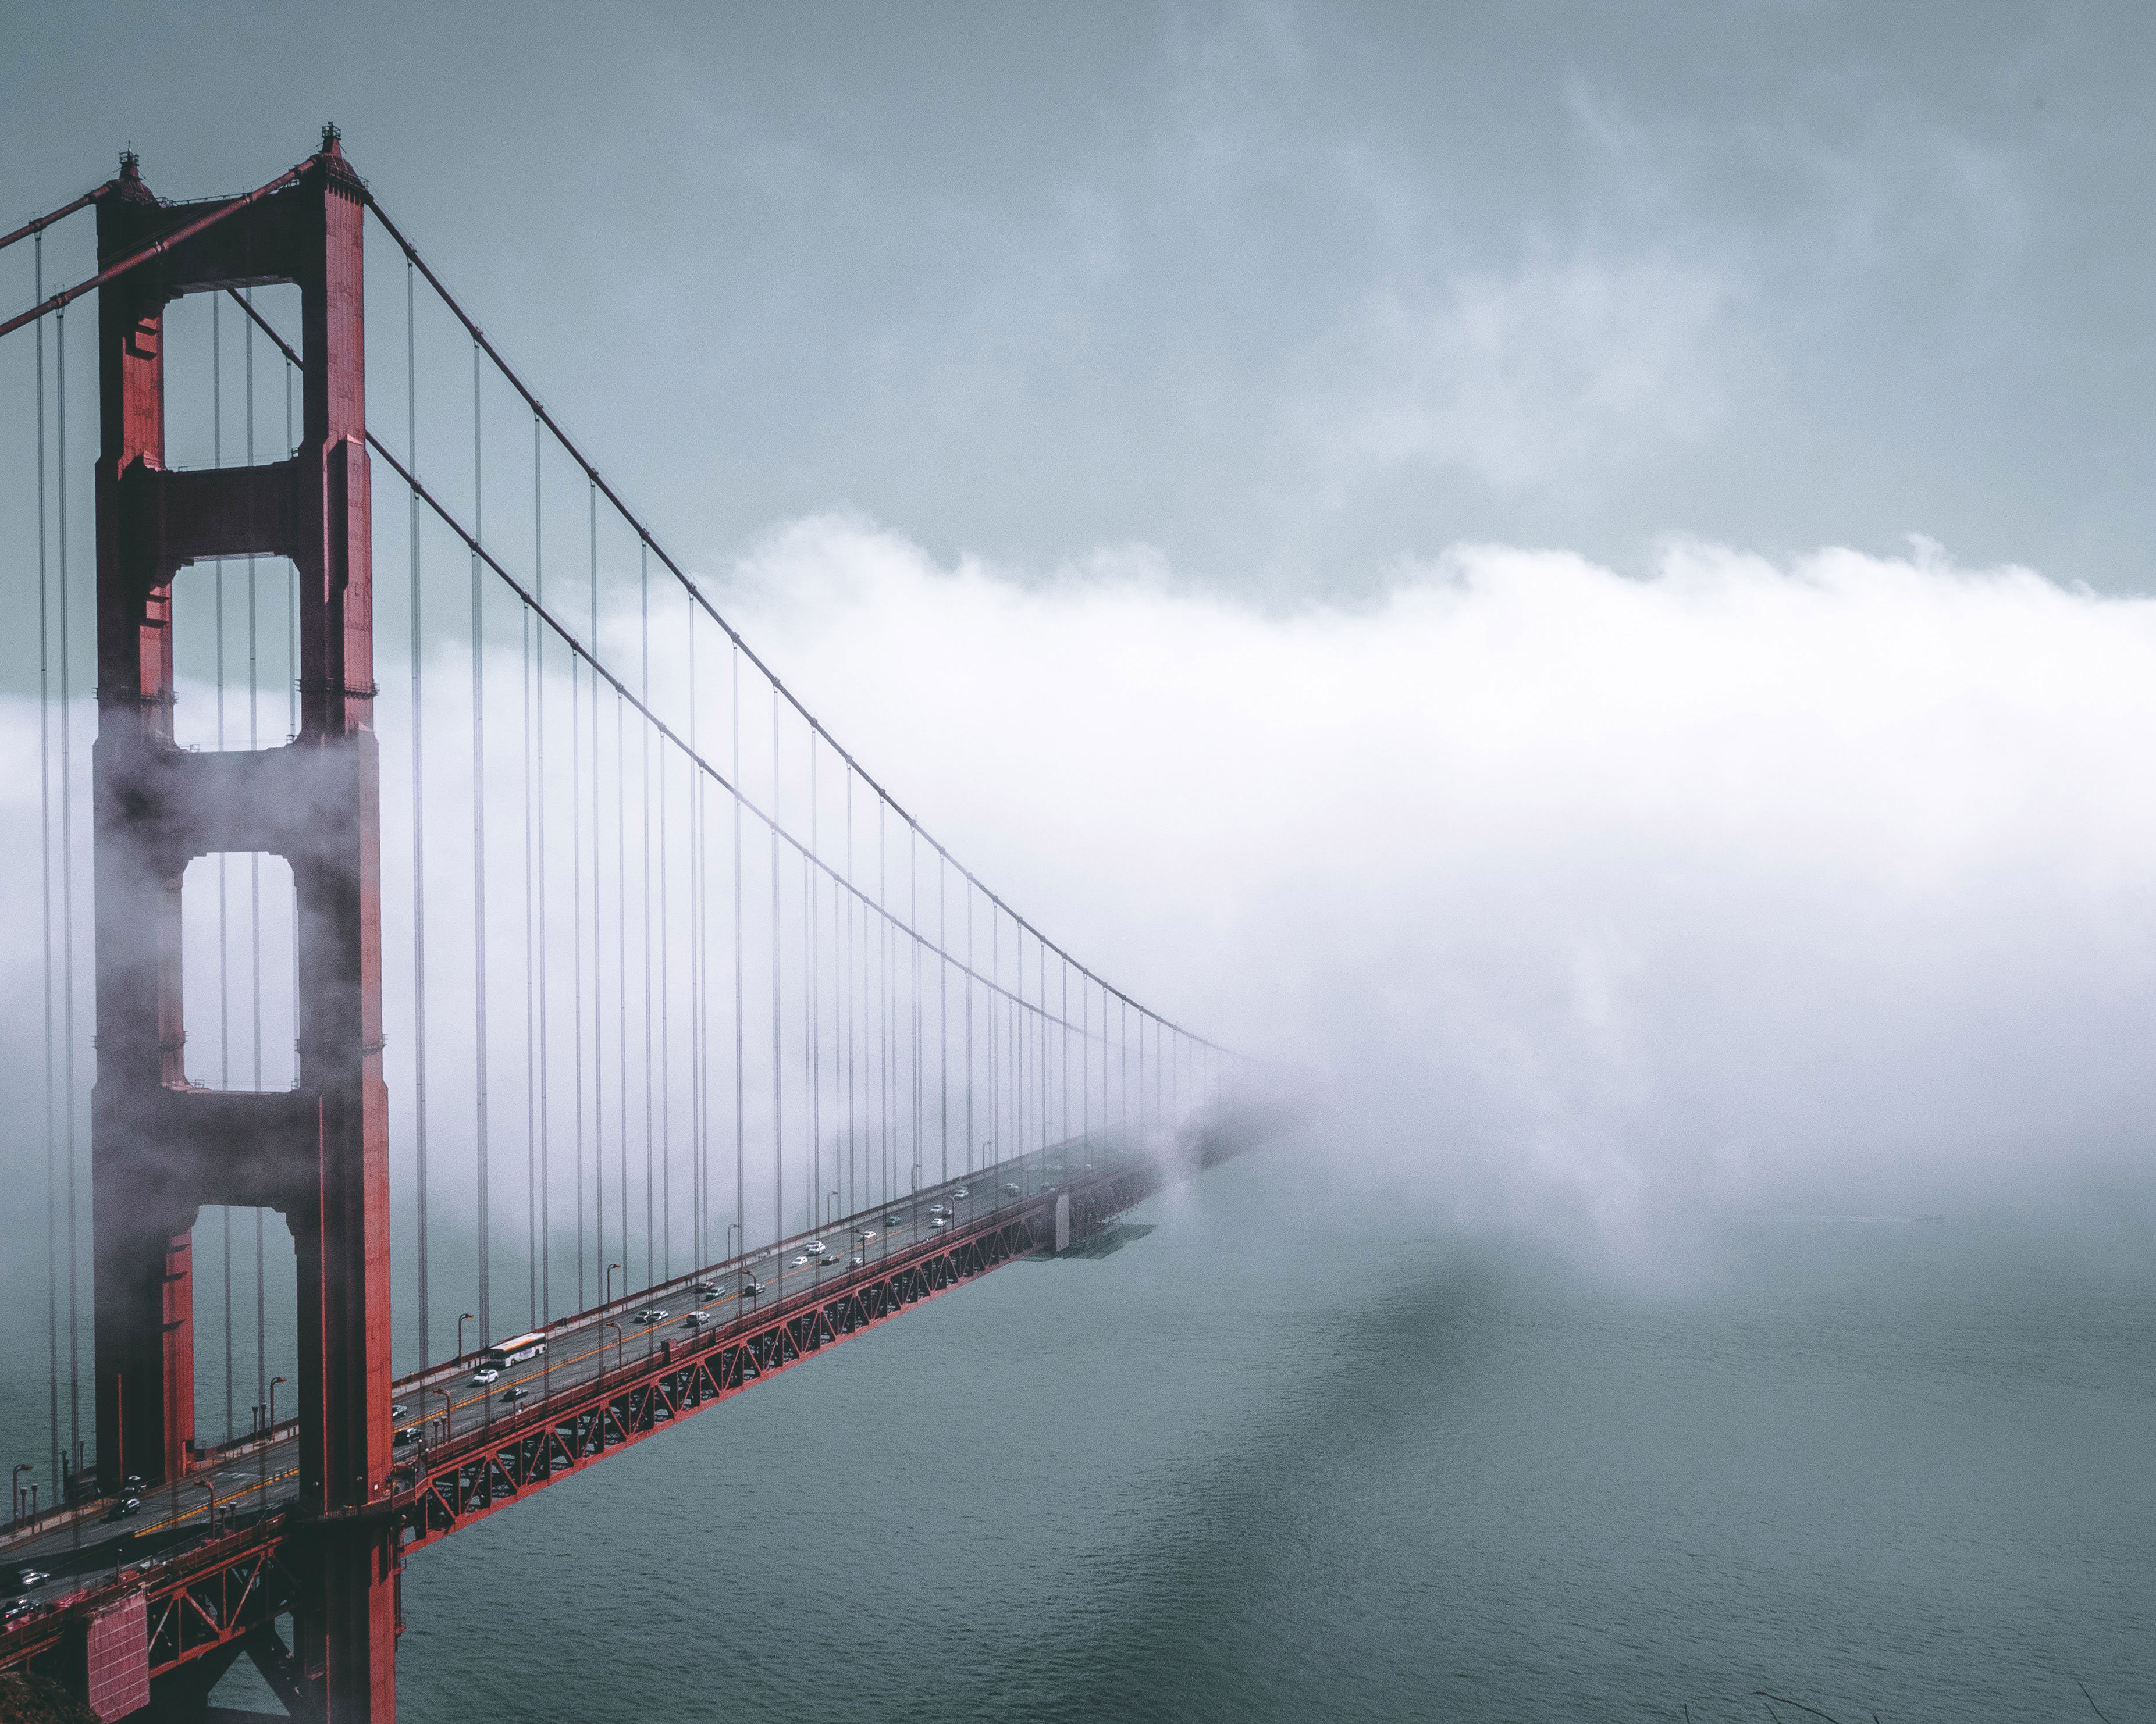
90;132;395;1721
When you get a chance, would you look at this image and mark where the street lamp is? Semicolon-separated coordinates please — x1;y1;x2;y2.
599;1320;622;1374
195;1478;218;1538
10;1464;29;1529
423;1385;450;1444
457;1312;477;1360
607;1263;622;1306
269;1377;288;1429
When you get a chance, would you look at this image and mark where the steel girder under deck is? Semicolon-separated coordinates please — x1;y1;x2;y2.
400;1160;1164;1547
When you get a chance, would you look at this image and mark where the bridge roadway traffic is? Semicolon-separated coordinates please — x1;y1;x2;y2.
0;1141;1133;1620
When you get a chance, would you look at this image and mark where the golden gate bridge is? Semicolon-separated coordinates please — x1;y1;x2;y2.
0;130;1264;1721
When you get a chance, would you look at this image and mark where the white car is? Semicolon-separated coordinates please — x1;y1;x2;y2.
683;1311;713;1328
805;1240;827;1256
1001;1182;1022;1195
469;1367;500;1385
848;1255;865;1269
855;1230;876;1242
928;1216;949;1229
954;1187;969;1199
788;1255;810;1269
633;1308;669;1325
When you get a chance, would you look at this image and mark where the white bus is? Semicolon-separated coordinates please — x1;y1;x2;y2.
483;1330;547;1369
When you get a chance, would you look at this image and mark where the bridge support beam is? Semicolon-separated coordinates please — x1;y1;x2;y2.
89;136;394;1722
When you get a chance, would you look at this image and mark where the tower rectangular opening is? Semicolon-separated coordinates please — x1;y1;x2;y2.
169;557;301;754
189;1205;298;1456
180;852;297;1091
159;284;305;473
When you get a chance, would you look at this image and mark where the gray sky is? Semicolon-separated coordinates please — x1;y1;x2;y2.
9;0;2155;599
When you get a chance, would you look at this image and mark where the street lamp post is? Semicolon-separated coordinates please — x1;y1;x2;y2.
457;1312;477;1360
269;1377;287;1429
607;1263;622;1307
600;1320;622;1374
196;1478;218;1538
10;1464;29;1529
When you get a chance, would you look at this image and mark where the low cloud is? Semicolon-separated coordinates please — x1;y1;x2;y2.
725;519;2156;1244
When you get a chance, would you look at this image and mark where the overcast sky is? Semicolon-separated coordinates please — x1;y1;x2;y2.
9;1;2156;600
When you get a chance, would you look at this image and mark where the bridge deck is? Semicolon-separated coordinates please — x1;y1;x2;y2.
0;1148;1162;1689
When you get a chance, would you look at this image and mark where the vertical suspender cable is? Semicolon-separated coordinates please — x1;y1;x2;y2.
910;828;920;1200
570;489;586;1310
522;560;536;1327
589;485;604;1306
771;689;783;1294
990;904;999;1187
36;235;60;1490
244;297;263;1388
271;352;291;1421
659;588;673;1280
689;599;702;1267
938;853;948;1188
471;339;490;1344
214;303;234;1440
841;775;849;1215
616;683;629;1281
641;547;655;1285
809;740;820;1232
965;879;974;1178
407;260;430;1366
533;413;550;1324
56;301;81;1473
732;641;745;1289
875;806;884;1215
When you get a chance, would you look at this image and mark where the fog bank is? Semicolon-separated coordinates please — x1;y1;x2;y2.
718;521;2156;1241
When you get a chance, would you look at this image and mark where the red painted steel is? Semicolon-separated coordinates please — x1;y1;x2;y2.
83;1592;147;1721
88;135;394;1721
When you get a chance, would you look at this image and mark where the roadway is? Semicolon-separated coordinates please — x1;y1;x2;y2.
0;1142;1126;1621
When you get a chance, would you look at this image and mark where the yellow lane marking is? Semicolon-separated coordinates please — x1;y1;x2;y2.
133;1467;298;1537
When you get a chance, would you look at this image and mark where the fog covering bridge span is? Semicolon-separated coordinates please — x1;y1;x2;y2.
0;131;1263;1722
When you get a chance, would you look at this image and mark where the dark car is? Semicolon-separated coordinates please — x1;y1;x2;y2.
500;1387;532;1405
2;1597;41;1626
392;1426;423;1448
12;1569;48;1591
738;1280;764;1298
106;1496;141;1522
